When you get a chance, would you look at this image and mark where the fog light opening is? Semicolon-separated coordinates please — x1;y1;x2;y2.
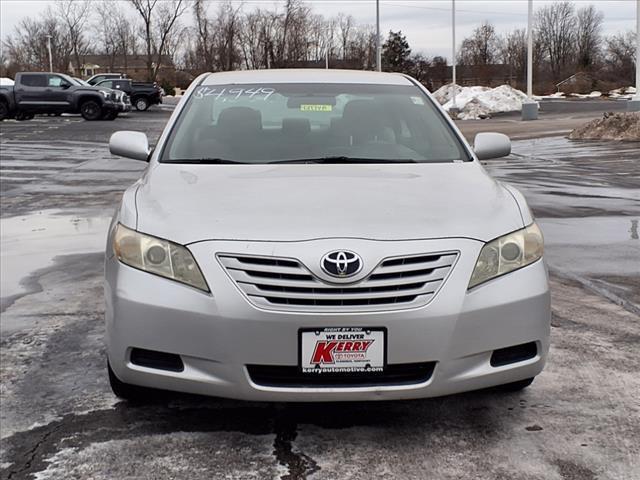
490;342;537;367
130;348;184;372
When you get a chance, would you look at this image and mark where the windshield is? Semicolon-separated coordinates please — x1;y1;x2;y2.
161;83;470;164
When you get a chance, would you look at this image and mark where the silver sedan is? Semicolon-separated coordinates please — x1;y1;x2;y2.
105;69;550;401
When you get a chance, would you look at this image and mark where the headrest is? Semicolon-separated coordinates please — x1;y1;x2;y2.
282;118;311;137
217;107;262;136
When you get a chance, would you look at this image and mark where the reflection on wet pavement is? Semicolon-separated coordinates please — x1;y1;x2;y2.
486;137;640;218
0;210;112;300
486;138;640;312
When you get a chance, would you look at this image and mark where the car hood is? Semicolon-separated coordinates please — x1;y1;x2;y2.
134;162;524;244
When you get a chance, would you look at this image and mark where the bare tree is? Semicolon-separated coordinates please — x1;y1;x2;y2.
3;9;73;72
218;2;244;71
56;0;91;74
535;1;577;80
192;0;214;70
337;14;354;60
129;0;188;81
605;31;637;85
116;17;138;71
238;9;265;69
576;5;604;71
458;21;501;66
95;2;119;70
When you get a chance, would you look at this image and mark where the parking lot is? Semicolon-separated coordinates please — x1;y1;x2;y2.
1;107;638;479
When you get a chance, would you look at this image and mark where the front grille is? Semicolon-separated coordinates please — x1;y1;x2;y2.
218;251;458;312
247;362;436;388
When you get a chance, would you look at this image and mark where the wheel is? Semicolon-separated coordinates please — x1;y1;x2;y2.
134;97;149;111
497;377;535;392
101;110;118;121
108;361;160;402
0;102;8;121
80;100;102;121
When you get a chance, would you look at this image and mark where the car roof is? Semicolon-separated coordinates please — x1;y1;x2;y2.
201;69;414;86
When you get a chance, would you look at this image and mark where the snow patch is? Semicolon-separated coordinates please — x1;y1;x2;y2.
609;86;636;99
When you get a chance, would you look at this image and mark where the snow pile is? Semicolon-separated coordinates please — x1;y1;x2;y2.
569;112;640;141
434;84;530;120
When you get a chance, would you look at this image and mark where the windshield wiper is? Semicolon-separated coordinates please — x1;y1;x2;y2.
164;158;247;164
268;156;418;164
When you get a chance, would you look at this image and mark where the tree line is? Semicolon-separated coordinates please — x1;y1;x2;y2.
1;0;636;93
457;2;636;92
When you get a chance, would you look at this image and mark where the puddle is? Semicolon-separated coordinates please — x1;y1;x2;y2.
0;210;112;300
539;216;640;277
485;138;640;218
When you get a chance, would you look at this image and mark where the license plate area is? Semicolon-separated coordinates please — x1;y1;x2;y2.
299;327;386;374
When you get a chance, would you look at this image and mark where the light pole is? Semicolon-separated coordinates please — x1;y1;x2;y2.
376;0;381;71
522;0;538;120
46;35;53;72
449;0;459;116
629;0;640;111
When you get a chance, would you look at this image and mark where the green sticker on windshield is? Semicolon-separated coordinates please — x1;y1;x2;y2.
300;104;333;112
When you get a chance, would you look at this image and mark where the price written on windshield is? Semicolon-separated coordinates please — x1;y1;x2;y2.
194;86;276;101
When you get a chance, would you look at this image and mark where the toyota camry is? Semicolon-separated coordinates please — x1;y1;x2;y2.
105;69;550;401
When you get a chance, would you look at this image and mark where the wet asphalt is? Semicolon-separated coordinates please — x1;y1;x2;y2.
0;108;638;479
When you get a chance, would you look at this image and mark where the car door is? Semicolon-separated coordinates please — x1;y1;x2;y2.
15;74;48;111
45;75;73;110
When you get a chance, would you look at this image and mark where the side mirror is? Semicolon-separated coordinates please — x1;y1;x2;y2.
473;132;511;160
109;131;150;161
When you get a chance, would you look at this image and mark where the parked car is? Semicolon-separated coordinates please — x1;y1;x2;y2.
105;69;550;402
0;72;128;121
86;73;125;85
95;78;162;111
0;77;14;86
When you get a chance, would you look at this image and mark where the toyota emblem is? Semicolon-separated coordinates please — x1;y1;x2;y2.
321;250;362;277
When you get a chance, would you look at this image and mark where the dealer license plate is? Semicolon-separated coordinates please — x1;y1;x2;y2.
300;327;385;374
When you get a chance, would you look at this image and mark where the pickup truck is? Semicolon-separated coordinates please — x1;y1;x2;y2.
87;73;125;85
95;78;162;111
0;72;129;121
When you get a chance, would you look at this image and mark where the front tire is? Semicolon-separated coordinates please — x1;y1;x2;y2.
108;361;162;402
80;100;102;121
0;101;8;121
134;97;149;111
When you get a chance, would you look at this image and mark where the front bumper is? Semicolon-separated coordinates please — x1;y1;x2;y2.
105;237;550;401
117;95;132;112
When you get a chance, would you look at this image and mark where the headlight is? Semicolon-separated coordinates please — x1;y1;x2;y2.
113;224;209;292
469;223;543;289
99;90;110;98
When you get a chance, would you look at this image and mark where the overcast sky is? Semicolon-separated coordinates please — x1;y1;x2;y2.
0;0;636;58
